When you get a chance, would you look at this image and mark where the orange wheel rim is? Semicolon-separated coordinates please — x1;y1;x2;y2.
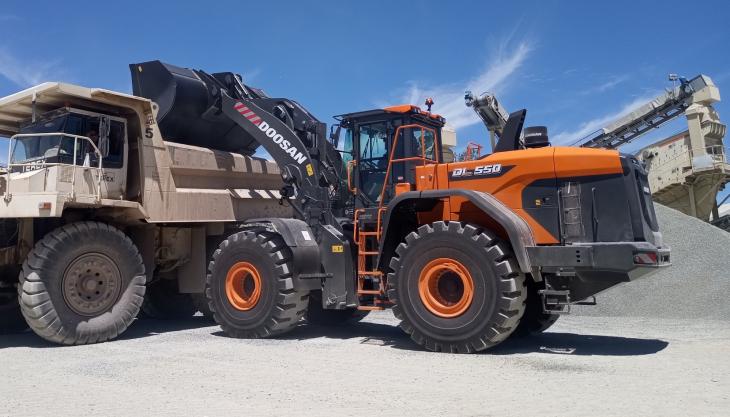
225;262;262;311
418;258;474;318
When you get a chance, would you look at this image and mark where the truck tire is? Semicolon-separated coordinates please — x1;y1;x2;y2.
206;231;309;338
387;221;526;353
0;289;27;333
141;278;197;319
514;280;560;336
19;222;146;345
306;291;369;325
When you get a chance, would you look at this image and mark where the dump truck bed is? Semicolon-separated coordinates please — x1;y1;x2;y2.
0;82;289;223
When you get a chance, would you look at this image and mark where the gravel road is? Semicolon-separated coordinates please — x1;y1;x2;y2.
1;312;728;417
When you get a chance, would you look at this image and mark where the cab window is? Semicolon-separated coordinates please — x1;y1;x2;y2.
357;122;389;202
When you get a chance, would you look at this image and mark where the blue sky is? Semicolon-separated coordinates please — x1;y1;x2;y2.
1;0;729;198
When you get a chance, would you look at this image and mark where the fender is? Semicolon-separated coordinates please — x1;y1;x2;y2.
242;217;321;291
378;189;536;276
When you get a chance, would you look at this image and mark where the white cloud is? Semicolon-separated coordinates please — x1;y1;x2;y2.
552;92;662;145
579;74;629;95
396;41;532;130
0;48;62;87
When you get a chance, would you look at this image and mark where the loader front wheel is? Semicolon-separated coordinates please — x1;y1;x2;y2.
19;222;146;345
206;231;309;338
387;221;526;353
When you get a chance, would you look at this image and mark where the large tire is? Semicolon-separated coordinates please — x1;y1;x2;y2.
306;291;369;325
387;221;526;353
0;288;27;334
19;222;146;345
141;277;197;319
514;279;560;336
206;231;309;338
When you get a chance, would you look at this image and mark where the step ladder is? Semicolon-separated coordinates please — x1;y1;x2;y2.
354;208;389;310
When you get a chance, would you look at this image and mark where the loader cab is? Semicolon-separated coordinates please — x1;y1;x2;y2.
337;105;445;207
8;108;128;199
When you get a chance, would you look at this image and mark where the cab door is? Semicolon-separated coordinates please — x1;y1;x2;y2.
65;114;128;200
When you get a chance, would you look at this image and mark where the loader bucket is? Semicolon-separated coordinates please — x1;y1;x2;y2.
130;60;260;155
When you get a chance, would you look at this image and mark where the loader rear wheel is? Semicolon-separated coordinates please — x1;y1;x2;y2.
19;222;146;345
0;288;27;333
387;221;526;353
206;231;309;338
514;279;560;336
306;291;369;325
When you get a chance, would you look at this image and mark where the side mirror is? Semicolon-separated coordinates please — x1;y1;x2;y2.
329;124;341;148
98;116;111;158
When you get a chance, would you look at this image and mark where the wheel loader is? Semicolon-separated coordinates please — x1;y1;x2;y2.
0;61;670;351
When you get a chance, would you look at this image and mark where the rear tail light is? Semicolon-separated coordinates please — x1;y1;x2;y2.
633;252;658;265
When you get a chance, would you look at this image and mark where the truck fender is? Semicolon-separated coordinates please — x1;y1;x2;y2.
242;218;321;290
378;189;535;275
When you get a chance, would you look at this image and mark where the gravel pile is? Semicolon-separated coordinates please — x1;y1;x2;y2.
574;204;730;320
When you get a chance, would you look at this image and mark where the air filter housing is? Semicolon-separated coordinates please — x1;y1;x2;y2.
523;126;550;148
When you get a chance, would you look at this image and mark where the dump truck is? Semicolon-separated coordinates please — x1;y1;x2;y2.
0;64;289;342
1;61;670;351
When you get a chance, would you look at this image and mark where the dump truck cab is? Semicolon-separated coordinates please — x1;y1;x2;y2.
3;107;128;214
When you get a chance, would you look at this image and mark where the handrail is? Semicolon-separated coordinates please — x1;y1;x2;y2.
377;124;439;207
4;132;104;202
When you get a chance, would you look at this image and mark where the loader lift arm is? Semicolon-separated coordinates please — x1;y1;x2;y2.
131;61;346;235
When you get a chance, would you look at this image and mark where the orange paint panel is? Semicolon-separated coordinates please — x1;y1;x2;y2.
415;165;437;190
395;182;413;195
553;147;622;178
445;147;556;209
409;146;622;246
384;104;416;113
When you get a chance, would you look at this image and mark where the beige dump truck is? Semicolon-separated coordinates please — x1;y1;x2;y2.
0;62;289;344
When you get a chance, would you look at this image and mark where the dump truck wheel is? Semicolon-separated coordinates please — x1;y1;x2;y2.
0;287;27;333
206;231;309;338
19;222;146;345
306;291;369;325
387;221;526;353
141;278;197;319
514;279;560;336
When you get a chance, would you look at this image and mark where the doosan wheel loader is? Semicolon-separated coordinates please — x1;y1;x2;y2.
0;61;669;351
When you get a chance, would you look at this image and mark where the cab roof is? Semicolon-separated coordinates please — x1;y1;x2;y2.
335;104;445;125
0;82;153;136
